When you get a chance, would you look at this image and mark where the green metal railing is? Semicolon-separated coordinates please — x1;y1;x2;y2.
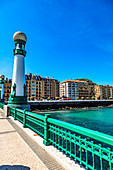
10;107;113;170
10;107;44;137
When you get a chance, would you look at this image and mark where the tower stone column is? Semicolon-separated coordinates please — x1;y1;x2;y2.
8;31;28;106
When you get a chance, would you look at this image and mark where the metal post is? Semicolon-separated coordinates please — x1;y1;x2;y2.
43;114;51;146
23;109;27;128
14;108;16;120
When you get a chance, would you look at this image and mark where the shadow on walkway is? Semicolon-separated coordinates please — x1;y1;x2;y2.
0;118;10;120
0;165;30;170
0;130;16;135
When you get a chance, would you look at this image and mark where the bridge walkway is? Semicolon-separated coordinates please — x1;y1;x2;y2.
0;110;65;170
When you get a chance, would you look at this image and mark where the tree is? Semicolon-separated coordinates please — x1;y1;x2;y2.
92;96;95;100
81;97;84;100
30;97;34;101
86;97;89;100
76;97;79;100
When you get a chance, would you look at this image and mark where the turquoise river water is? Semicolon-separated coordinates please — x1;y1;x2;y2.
37;106;113;136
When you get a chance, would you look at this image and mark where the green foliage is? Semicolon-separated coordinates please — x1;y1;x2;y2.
74;78;96;85
92;96;95;100
76;97;79;100
30;97;34;100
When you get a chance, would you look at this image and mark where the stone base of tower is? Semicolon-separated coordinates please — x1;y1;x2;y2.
8;96;28;105
8;95;30;111
0;99;4;102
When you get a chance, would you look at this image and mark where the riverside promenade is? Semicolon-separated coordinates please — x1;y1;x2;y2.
0;109;65;170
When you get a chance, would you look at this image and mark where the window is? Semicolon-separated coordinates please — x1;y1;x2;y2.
32;88;36;90
16;44;19;49
32;94;36;96
22;44;24;49
32;81;36;83
32;91;36;93
32;84;36;86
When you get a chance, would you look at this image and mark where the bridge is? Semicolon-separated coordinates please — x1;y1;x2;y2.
1;102;113;170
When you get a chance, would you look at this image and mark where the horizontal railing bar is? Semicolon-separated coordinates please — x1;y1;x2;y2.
26;111;45;121
16;112;23;117
48;118;113;146
9;107;45;121
26;123;44;137
26;116;44;127
15;108;24;113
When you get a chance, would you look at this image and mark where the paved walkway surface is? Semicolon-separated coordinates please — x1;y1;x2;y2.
0;110;65;170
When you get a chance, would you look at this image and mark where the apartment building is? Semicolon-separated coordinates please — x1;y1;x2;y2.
3;73;59;101
25;73;59;100
95;85;113;100
60;79;95;99
4;78;12;101
3;75;113;101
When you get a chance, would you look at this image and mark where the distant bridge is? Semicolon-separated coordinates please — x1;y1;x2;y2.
28;100;113;110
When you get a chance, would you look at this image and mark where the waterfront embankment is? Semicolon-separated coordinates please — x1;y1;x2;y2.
29;99;113;110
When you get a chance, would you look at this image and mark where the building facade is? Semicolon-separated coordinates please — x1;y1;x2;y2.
3;74;59;101
3;76;113;101
95;85;113;100
25;73;59;100
60;79;95;99
4;78;12;101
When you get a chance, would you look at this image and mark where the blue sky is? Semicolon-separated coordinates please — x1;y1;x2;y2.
1;0;113;85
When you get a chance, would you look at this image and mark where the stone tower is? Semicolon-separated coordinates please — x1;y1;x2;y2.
8;31;29;109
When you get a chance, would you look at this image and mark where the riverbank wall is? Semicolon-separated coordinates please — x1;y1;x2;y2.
29;100;113;110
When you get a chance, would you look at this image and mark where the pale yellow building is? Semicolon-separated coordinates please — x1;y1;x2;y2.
95;85;113;100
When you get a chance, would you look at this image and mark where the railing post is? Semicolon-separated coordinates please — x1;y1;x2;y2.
14;108;16;120
43;114;51;146
23;109;27;128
